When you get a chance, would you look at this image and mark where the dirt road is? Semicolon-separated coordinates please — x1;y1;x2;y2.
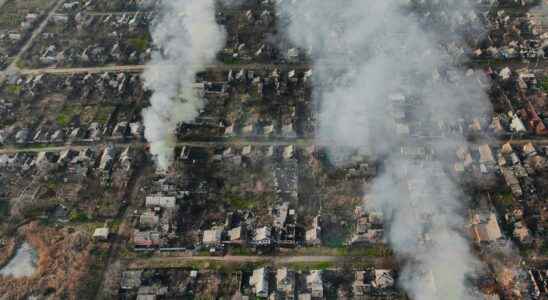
94;165;149;300
0;0;64;83
0;0;8;10
0;138;314;154
1;137;548;155
126;254;390;270
20;62;312;75
5;0;65;73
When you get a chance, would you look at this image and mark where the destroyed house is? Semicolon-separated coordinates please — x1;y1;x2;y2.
253;226;272;246
353;269;396;296
470;213;503;243
121;270;142;290
276;268;295;299
250;268;269;298
227;225;246;243
145;196;176;209
306;215;321;246
99;146;116;171
202;227;223;245
204;82;227;95
306;270;324;299
139;211;160;228
133;230;161;247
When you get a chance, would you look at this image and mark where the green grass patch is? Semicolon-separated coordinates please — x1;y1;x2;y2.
134;258;265;273
324;223;353;248
336;245;392;257
128;35;150;52
286;261;334;271
6;84;21;95
19;144;59;151
119;245;138;259
497;191;514;208
78;245;108;299
227;196;256;210
94;105;115;124
196;250;212;256
0;199;9;217
45;179;60;190
69;210;90;223
228;245;253;256
56;104;82;126
541;76;548;93
539;238;548;256
324;234;346;248
91;245;110;258
220;55;241;65
109;219;122;233
0;14;23;28
15;59;27;69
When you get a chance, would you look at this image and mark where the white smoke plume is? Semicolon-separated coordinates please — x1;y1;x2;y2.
277;0;492;299
142;0;226;170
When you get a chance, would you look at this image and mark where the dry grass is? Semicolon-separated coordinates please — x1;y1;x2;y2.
0;238;16;269
0;222;94;299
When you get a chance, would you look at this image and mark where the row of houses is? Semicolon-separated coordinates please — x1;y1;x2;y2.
119;267;398;299
0;120;144;146
199;202;320;252
475;7;547;61
32;10;152;67
248;267;397;299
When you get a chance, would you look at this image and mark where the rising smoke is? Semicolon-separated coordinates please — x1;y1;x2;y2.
142;0;226;170
277;0;491;299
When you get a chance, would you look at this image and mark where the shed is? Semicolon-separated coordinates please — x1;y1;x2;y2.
93;227;109;241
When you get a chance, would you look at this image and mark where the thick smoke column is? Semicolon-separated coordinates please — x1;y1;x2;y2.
142;0;226;170
278;0;491;299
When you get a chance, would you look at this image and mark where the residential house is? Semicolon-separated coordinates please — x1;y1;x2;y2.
254;226;272;246
228;226;246;243
276;268;295;299
306;270;323;299
479;144;495;164
93;227;109;241
99;145;115;171
305;215;321;246
249;268;269;298
283;145;294;160
203;227;223;245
